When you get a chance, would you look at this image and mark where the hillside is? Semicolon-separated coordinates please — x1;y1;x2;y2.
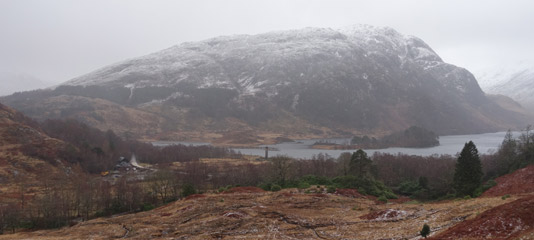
1;187;531;239
432;165;534;239
2;25;530;144
482;164;534;197
3;164;534;239
430;195;534;239
0;103;74;201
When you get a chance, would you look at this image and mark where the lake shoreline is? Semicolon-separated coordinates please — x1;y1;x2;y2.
152;131;518;159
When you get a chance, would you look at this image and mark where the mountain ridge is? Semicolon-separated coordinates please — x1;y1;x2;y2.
1;25;530;143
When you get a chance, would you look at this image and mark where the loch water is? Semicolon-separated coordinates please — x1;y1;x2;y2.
154;131;519;159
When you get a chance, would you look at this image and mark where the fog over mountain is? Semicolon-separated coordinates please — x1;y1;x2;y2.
2;0;534;85
2;25;530;143
0;72;51;96
475;62;534;112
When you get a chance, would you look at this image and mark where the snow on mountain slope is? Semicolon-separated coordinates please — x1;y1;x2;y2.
2;25;530;140
475;62;534;110
63;25;472;97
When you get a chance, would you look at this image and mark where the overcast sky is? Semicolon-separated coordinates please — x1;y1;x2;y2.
1;0;534;84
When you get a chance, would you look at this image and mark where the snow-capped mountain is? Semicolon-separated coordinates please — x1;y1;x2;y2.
475;62;534;111
2;25;530;141
64;25;479;99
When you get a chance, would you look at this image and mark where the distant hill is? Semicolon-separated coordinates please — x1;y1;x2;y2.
0;72;51;96
476;62;534;112
2;25;530;143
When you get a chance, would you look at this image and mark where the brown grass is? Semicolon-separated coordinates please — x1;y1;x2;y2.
1;189;526;240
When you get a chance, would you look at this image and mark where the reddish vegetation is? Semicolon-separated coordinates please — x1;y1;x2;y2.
184;194;207;200
280;192;294;197
310;193;327;198
222;186;265;194
483;165;534;197
335;188;365;198
431;195;534;239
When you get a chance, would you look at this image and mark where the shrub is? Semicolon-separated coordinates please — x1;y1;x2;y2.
332;175;392;197
398;180;421;195
439;193;456;201
357;187;367;195
327;186;336;193
299;175;332;185
473;187;483;198
378;195;388;203
181;183;196;198
484;179;497;189
270;184;282;192
258;183;272;191
142;203;155;211
297;182;311;189
420;224;430;238
384;191;398;199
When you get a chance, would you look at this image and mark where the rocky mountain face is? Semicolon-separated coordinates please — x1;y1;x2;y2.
476;63;534;111
1;25;530;142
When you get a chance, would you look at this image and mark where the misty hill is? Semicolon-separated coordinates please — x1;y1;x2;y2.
0;72;51;96
1;25;530;143
476;63;534;112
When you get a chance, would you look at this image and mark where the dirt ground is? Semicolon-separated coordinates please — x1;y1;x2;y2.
1;188;526;240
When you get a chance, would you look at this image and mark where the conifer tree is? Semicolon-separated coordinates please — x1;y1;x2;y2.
420;224;430;238
349;149;372;177
453;141;483;197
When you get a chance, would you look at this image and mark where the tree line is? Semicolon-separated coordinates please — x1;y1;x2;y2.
350;126;440;149
3;123;533;234
21;119;241;173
